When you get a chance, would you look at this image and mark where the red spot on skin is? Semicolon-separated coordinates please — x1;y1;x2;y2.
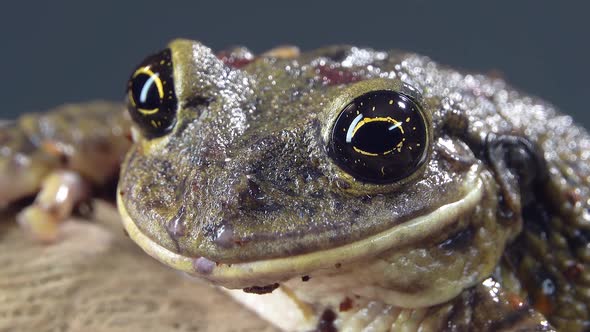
507;293;525;309
190;179;199;193
565;189;581;205
339;297;353;312
565;262;584;280
217;51;254;69
316;65;360;86
533;292;553;316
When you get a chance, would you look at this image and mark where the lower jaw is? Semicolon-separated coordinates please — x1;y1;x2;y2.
118;168;485;290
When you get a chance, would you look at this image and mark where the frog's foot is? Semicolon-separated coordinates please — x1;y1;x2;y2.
1;102;131;242
17;170;89;243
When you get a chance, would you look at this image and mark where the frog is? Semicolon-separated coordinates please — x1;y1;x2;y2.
2;38;589;331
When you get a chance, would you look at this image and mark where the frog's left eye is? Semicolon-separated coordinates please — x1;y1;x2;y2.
127;48;177;138
329;89;428;184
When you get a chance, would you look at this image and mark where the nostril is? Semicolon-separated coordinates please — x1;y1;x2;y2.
184;95;213;110
165;206;186;245
238;178;265;209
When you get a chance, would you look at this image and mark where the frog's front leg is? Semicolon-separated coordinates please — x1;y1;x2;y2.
0;101;132;242
17;170;89;242
0;123;59;207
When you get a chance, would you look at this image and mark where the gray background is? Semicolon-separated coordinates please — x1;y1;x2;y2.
1;1;589;128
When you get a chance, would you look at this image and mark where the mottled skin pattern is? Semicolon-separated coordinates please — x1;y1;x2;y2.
1;39;589;331
120;40;589;330
0;102;130;208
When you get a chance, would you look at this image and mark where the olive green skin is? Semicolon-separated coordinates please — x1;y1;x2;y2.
116;39;590;329
121;41;490;262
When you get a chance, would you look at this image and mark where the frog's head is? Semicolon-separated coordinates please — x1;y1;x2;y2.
118;39;532;307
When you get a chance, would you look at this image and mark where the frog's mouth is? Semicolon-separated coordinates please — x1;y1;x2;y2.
117;172;484;289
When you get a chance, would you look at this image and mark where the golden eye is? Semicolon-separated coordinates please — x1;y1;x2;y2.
329;90;428;183
127;48;177;137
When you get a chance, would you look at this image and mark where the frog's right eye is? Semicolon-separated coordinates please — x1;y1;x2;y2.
328;88;429;184
127;48;177;138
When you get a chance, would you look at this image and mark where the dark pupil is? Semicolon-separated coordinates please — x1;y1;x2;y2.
329;90;427;184
352;121;403;154
131;72;161;110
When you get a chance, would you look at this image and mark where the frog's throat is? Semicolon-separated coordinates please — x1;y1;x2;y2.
118;169;483;289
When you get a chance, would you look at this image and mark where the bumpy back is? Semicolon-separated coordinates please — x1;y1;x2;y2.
418;54;590;329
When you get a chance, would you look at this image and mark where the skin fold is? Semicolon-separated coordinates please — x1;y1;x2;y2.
2;39;589;331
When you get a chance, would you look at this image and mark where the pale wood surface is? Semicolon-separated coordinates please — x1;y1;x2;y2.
0;201;277;332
